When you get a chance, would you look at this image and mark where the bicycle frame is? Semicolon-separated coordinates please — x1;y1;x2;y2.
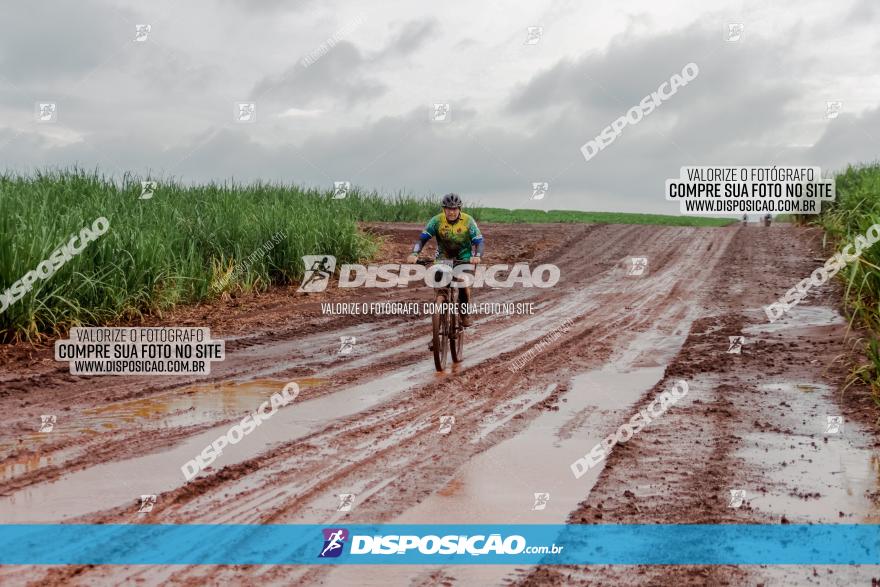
419;258;467;371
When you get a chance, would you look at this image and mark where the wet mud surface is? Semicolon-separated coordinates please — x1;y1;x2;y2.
0;222;878;585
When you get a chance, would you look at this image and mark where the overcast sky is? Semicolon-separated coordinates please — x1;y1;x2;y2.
1;0;879;213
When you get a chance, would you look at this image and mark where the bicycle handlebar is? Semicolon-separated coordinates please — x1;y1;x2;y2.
415;258;472;267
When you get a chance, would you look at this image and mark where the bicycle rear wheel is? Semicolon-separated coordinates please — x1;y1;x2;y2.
432;292;449;371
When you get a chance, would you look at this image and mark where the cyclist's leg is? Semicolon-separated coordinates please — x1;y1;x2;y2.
458;286;473;325
457;250;473;326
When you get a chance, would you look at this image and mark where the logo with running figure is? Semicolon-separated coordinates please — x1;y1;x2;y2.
140;180;157;200
333;181;350;199
39;414;57;433
525;26;543;45
338;336;356;356
532;492;550;510
431;103;451;122
727;336;744;354
438;415;455;434
138;494;157;513
337;493;355;511
531;182;549;200
318;528;349;558
825;415;843;434
298;255;337;293
627;257;648;276
728;489;746;508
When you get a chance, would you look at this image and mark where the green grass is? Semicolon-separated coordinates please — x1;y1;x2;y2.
314;192;734;227
0;168;730;341
0;169;376;341
813;161;880;396
468;208;732;226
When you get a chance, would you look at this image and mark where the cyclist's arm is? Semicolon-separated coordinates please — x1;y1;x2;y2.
412;217;438;255
472;238;484;257
468;217;484;257
412;233;431;254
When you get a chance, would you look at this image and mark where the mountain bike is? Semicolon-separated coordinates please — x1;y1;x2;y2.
416;258;467;371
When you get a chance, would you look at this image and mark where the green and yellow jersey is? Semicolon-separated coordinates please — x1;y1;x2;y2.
415;212;484;261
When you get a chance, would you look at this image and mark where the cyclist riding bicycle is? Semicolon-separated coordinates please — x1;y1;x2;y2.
407;193;484;327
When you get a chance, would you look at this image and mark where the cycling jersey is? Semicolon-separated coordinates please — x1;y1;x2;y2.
413;212;484;261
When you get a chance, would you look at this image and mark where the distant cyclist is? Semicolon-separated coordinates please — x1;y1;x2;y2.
407;193;484;326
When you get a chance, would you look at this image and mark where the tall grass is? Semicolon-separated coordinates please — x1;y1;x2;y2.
318;193;735;226
814;162;880;395
468;208;732;226
0;169;376;341
0;168;731;341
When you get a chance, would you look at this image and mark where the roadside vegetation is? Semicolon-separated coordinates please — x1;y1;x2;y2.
469;208;731;226
810;162;880;397
0;168;730;341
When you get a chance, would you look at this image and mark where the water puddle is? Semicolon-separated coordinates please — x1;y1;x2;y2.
392;366;665;523
744;305;845;335
87;377;329;426
0;452;53;483
0;374;419;522
325;366;666;586
472;386;555;443
739;373;880;522
737;431;880;522
758;382;830;394
4;378;329;455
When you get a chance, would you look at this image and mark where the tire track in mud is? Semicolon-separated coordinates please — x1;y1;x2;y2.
0;223;620;491
517;224;880;587
0;223;745;586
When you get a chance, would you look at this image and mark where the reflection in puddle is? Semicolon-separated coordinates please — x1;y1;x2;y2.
744;305;845;335
1;378;328;481
0;373;419;522
738;430;880;522
759;382;830;394
88;377;327;425
740;376;880;523
7;378;328;451
391;366;665;523
324;366;667;586
0;452;52;482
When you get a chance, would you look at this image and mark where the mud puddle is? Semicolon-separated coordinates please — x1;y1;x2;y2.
3;378;328;458
735;303;880;521
324;366;666;586
743;305;845;335
0;452;53;483
735;380;880;522
0;372;424;522
758;382;830;394
392;366;666;523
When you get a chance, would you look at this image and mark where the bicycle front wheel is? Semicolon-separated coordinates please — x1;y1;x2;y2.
432;292;449;371
450;305;464;363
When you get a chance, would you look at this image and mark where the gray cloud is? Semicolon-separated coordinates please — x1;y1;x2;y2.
1;2;879;215
248;18;438;108
0;1;132;84
846;0;880;23
376;19;439;59
251;41;387;107
807;107;880;172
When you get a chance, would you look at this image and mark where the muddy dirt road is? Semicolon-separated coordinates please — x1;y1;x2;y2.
1;221;879;585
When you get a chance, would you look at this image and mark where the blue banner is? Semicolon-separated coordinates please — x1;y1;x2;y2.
0;524;878;565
